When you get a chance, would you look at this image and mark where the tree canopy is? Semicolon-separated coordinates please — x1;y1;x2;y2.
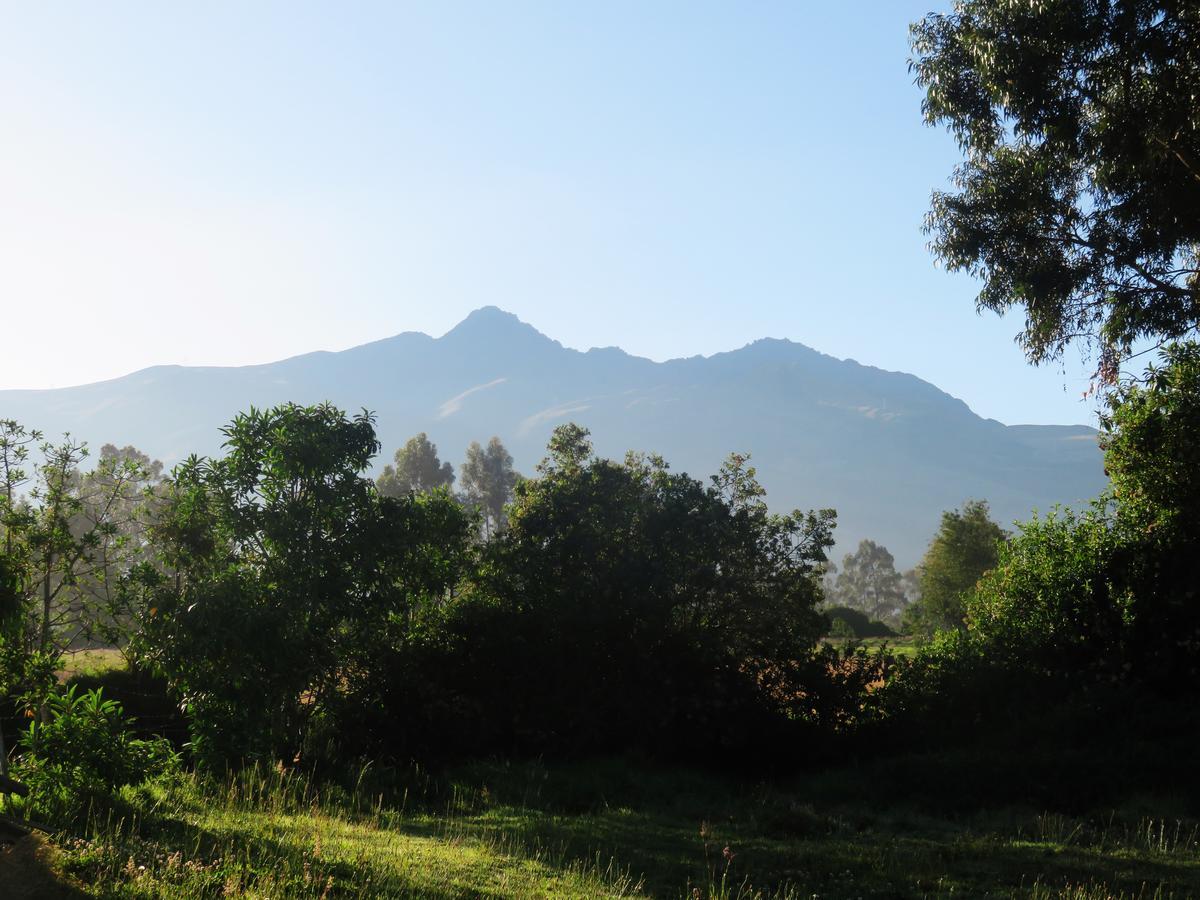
377;432;455;498
461;436;520;539
906;499;1007;634
911;1;1200;373
828;539;908;624
143;404;472;764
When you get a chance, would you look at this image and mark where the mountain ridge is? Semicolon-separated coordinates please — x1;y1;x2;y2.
0;307;1106;566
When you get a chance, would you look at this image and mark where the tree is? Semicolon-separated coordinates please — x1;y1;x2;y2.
829;539;908;624
72;444;166;661
965;342;1200;680
900;566;922;608
460;436;520;539
0;424;160;707
376;432;455;497
143;403;471;764
911;2;1200;374
905;500;1007;634
1101;341;1200;538
1097;340;1200;663
430;427;836;756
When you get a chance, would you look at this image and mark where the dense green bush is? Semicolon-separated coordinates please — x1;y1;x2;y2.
880;344;1200;748
353;427;840;764
10;685;176;824
965;508;1130;669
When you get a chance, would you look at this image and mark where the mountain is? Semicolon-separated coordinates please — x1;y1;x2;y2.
0;306;1106;567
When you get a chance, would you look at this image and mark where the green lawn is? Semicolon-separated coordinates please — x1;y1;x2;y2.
55;649;126;682
822;636;920;659
21;759;1197;899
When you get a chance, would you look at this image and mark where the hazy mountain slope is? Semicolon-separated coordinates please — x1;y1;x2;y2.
0;306;1106;566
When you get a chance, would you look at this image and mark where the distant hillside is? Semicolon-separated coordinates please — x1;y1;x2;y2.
0;306;1106;566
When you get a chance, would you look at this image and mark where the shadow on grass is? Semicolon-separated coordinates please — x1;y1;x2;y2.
0;834;89;900
417;759;1200;898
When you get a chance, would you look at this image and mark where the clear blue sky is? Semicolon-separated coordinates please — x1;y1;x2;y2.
1;2;1101;425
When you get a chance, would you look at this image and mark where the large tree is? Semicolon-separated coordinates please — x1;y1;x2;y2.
905;499;1007;634
444;426;836;755
143;404;471;764
377;432;455;498
829;539;908;624
911;1;1200;375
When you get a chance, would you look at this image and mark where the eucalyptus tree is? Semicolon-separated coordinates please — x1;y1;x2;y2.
912;1;1200;376
377;432;455;497
0;423;160;706
460;436;520;539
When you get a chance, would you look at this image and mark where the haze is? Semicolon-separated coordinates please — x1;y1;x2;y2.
1;2;1098;425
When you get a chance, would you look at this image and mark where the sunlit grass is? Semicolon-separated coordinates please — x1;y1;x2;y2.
56;649;126;681
33;761;1198;899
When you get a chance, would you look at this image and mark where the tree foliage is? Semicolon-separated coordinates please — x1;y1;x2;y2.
905;500;1006;634
911;1;1200;372
828;539;908;624
460;436;519;539
10;685;175;824
397;428;839;759
141;403;472;765
1100;340;1200;538
887;342;1200;747
376;432;455;498
0;423;161;706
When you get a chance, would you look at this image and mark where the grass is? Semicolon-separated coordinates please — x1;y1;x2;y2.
12;652;1197;897
13;759;1196;899
822;636;920;659
56;649;126;682
856;636;920;658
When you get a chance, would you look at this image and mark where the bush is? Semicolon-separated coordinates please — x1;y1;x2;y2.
348;428;839;765
822;606;896;639
965;508;1131;671
9;685;176;824
882;345;1200;739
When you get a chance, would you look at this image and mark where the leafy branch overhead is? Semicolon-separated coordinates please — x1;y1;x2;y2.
912;1;1200;373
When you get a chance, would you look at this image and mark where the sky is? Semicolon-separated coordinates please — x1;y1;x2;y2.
1;2;1105;425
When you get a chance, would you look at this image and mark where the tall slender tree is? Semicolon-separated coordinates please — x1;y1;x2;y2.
460;437;519;539
905;500;1007;635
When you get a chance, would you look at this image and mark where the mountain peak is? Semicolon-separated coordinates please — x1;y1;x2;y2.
440;307;560;350
446;306;528;332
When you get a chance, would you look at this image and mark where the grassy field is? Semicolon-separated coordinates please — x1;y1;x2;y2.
55;649;126;682
4;758;1195;899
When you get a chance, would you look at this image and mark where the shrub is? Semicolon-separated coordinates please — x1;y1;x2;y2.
9;685;176;824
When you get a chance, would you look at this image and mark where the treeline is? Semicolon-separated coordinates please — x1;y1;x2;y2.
0;410;863;779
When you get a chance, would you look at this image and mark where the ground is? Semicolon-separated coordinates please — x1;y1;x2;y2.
0;758;1194;899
